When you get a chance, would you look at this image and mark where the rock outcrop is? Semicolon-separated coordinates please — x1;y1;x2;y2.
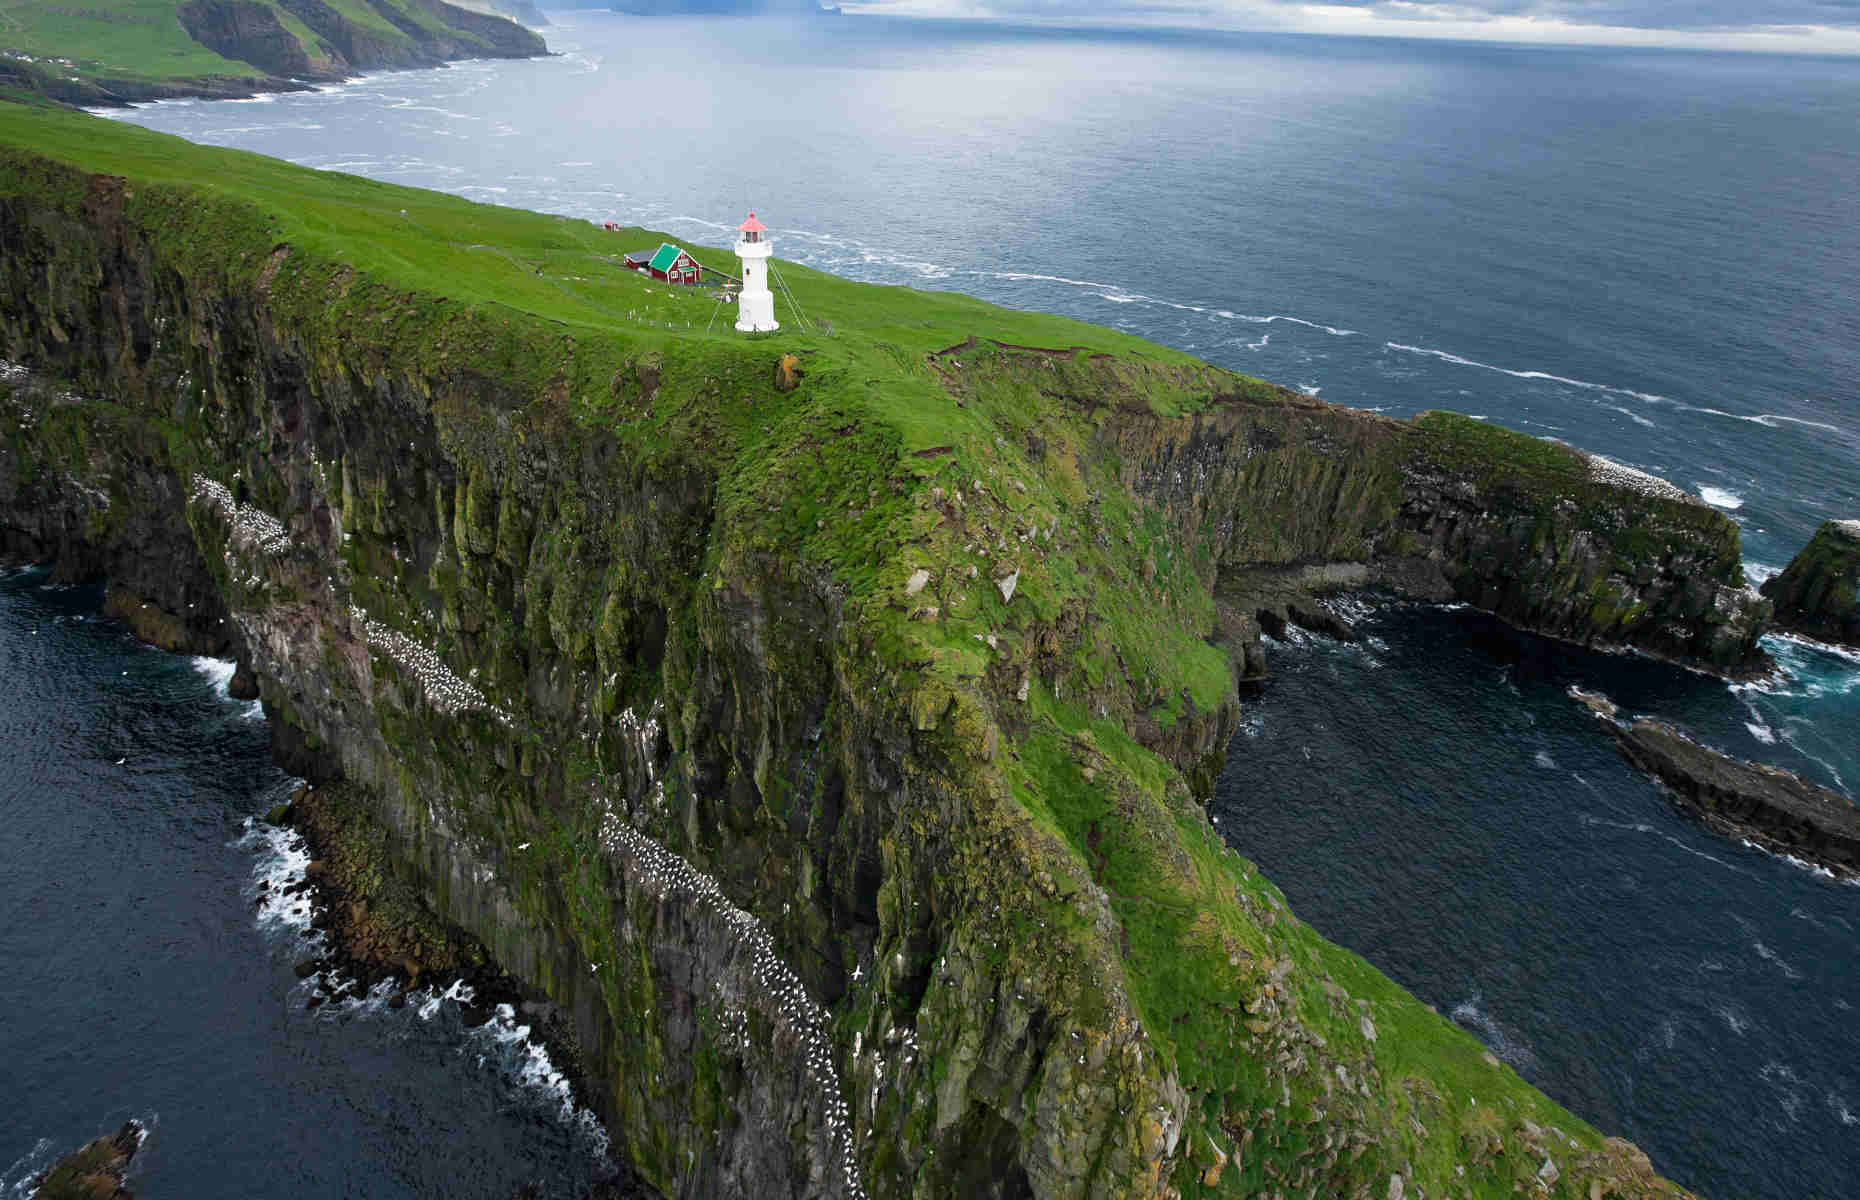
1575;690;1860;878
942;347;1769;683
178;0;344;80
0;114;1706;1200
32;1121;144;1200
1762;520;1860;648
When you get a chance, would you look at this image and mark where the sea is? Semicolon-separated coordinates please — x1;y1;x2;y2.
7;11;1851;1196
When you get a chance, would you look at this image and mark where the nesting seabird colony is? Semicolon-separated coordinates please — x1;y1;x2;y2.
597;787;868;1200
190;473;294;557
350;605;511;725
1584;455;1695;505
191;462;868;1191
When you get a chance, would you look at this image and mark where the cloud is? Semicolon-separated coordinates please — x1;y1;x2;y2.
1320;0;1860;31
847;0;1860;49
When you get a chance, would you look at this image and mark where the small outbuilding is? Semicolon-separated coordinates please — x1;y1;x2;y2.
625;242;703;285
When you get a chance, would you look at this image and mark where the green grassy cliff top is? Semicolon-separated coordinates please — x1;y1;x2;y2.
0;100;1697;1199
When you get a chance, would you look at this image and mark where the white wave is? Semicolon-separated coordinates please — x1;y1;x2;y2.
1698;486;1744;510
1;1137;56;1196
416;977;476;1021
1097;292;1141;304
1297;382;1322;398
1578;814;1656;835
190;654;236;693
1581;813;1748;874
560;160;594;167
1745;722;1777;744
1716;1005;1751;1036
1232;313;1360;336
1675;406;1845;434
1450;994;1538;1072
1610;405;1656;428
985;269;1124;289
1383;342;1668;404
1534;750;1557;770
1740;838;1850;884
1765;630;1860;673
1779;728;1848;791
1753;940;1805;980
234;807;318;937
1787;905;1850;932
473;1003;612;1159
1831;1092;1860;1127
1240;332;1269;351
1761;1061;1808;1122
1744;561;1781;587
1321;594;1380;625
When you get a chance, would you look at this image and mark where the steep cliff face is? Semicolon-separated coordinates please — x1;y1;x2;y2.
0;110;1707;1200
947;347;1768;684
0;0;544;107
178;0;345;80
1762;520;1860;648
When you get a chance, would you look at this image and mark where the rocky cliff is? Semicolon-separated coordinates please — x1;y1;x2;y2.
0;0;545;107
1762;520;1860;648
0;105;1722;1199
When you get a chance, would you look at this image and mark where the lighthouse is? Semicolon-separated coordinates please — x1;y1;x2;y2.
733;210;779;334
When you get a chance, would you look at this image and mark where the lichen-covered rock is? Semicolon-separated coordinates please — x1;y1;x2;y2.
1762;520;1860;648
32;1121;143;1200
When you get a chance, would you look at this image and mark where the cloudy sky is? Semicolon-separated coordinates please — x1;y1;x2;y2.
843;0;1860;52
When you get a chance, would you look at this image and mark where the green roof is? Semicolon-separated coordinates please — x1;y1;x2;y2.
647;242;689;273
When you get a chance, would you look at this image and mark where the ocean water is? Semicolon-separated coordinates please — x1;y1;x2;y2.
0;572;611;1198
81;13;1860;1197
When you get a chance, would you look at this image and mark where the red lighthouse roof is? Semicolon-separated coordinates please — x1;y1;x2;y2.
738;211;767;234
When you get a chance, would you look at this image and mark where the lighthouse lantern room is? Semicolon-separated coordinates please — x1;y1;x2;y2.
733;210;779;334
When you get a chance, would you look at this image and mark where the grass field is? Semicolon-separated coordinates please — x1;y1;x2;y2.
0;0;257;82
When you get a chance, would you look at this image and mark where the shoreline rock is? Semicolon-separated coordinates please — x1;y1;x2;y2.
1575;689;1860;878
1761;520;1860;650
32;1120;144;1200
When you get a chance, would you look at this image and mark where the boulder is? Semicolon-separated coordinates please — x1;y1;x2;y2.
228;662;260;700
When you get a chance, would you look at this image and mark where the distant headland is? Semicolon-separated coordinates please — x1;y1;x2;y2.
0;0;548;108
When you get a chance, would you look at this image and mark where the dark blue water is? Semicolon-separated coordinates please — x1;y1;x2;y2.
1215;606;1860;1199
0;570;609;1197
89;15;1860;1197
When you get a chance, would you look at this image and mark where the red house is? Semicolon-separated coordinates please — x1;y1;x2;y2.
624;242;703;286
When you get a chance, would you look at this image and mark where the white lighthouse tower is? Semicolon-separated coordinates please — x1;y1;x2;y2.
733;210;779;334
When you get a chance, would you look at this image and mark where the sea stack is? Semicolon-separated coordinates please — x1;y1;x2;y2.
1761;520;1860;648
